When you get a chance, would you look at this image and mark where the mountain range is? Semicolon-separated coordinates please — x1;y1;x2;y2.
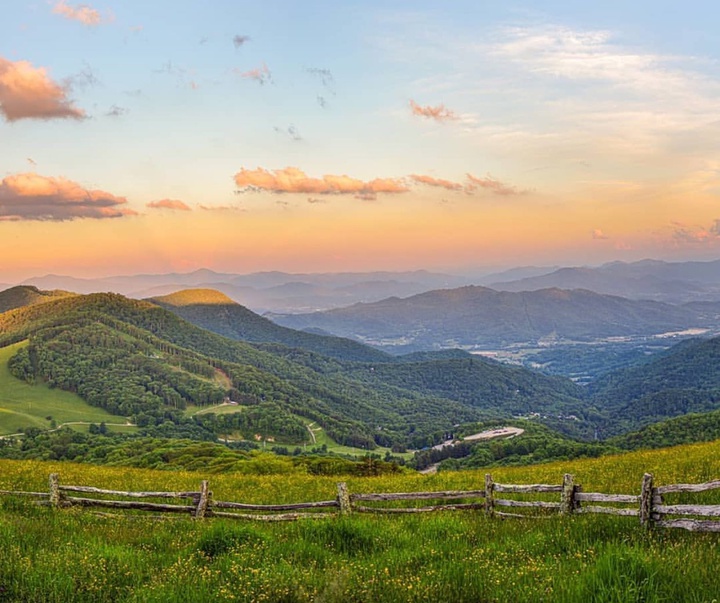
11;257;720;314
270;286;720;352
486;259;720;303
2;284;720;448
19;270;470;314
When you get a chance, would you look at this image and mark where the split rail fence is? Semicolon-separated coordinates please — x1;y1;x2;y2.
1;472;719;532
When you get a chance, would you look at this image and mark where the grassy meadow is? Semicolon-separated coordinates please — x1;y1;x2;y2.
1;441;719;602
0;342;129;435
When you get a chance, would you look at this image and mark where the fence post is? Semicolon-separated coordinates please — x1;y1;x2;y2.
195;480;211;519
484;474;495;518
561;473;576;515
640;473;654;527
49;473;61;508
337;482;351;516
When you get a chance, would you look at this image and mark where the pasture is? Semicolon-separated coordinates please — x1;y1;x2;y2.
0;343;128;435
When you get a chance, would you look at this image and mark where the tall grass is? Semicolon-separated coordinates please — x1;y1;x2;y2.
1;439;719;602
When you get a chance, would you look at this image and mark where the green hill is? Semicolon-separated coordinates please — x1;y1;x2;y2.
149;288;391;363
0;285;75;314
609;409;720;451
589;336;720;435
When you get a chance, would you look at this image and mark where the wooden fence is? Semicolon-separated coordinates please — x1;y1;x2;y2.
1;472;719;532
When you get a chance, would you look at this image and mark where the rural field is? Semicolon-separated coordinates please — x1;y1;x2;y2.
1;441;719;603
0;343;130;436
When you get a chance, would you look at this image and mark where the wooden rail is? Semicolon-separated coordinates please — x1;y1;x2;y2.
0;472;717;531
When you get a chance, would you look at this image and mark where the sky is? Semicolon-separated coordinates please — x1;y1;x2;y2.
2;0;720;281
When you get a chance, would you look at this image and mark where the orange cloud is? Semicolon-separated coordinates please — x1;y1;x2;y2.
0;57;85;121
410;174;463;190
466;173;522;196
52;1;104;26
592;228;609;240
0;173;135;221
147;199;191;211
409;100;457;122
234;167;409;195
238;63;271;85
670;222;719;244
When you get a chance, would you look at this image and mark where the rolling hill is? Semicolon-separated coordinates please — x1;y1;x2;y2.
0;286;75;314
148;289;391;363
589;336;720;435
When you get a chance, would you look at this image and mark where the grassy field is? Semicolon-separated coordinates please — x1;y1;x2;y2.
0;342;129;435
1;441;719;602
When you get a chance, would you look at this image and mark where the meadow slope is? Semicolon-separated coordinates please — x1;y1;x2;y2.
1;441;719;602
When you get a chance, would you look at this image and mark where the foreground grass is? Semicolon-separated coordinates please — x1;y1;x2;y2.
0;342;127;435
1;441;719;602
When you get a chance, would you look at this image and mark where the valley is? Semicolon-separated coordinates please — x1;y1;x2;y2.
2;259;720;474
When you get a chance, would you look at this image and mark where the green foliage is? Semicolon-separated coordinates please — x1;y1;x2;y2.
0;285;74;314
0;341;125;434
590;336;720;435
609;410;720;451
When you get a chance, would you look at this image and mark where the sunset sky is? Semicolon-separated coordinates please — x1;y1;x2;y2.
2;0;720;281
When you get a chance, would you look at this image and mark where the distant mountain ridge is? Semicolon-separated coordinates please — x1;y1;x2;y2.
489;259;720;302
271;285;720;352
19;269;471;313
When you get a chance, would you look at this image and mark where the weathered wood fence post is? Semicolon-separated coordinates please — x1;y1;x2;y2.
337;482;351;515
195;480;211;518
640;473;655;527
484;474;495;517
561;473;577;515
49;473;61;508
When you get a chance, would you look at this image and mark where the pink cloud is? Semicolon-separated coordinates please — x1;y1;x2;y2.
234;167;408;195
52;1;105;26
670;222;717;244
410;174;463;190
147;199;191;211
0;173;135;221
592;228;609;240
0;57;85;121
466;173;522;196
409;100;458;122
238;63;271;85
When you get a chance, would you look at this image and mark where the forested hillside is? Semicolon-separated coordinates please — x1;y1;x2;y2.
589;336;720;435
0;293;594;449
0;286;75;314
149;289;391;362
